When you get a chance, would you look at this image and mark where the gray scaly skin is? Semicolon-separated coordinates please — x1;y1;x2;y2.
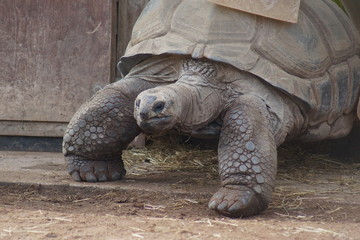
134;58;304;217
63;77;163;182
208;96;277;217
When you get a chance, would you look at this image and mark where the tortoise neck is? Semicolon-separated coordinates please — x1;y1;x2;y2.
169;75;224;134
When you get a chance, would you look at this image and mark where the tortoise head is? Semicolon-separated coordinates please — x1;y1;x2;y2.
134;58;226;135
134;86;181;135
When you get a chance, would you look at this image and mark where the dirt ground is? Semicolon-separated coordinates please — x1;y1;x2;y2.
0;138;360;240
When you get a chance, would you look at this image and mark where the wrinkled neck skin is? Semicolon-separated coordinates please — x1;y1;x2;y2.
168;74;224;134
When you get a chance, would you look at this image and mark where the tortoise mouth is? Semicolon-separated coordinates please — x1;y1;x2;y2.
138;116;174;134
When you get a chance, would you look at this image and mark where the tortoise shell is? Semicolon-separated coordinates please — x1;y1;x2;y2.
119;0;360;125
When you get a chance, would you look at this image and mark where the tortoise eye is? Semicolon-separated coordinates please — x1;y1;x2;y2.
135;99;141;108
153;101;165;112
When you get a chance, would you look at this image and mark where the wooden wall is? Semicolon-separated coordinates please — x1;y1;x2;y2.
0;0;148;137
342;0;360;32
117;0;149;60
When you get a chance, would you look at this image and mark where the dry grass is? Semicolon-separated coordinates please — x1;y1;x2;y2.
123;135;218;174
124;135;359;179
121;135;360;217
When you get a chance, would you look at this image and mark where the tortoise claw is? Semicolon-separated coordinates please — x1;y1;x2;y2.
209;185;265;217
70;171;82;182
66;156;126;182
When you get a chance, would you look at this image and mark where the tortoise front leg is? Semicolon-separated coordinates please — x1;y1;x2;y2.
209;95;277;217
63;77;160;182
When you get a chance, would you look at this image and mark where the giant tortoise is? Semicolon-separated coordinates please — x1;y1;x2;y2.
63;0;360;217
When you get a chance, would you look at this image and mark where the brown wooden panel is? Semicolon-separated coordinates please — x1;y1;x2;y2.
0;0;115;123
342;0;360;32
0;121;67;137
116;0;149;74
208;0;300;23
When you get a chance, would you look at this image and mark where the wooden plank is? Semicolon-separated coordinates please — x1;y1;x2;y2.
116;0;149;78
208;0;301;23
342;0;360;32
0;121;68;137
0;0;115;123
0;136;62;152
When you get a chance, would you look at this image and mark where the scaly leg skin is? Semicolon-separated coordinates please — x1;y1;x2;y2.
209;95;277;217
63;77;161;182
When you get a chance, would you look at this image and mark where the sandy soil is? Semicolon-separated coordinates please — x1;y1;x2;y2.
0;140;360;240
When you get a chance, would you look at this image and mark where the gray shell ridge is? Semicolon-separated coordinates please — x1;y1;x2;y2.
119;0;360;126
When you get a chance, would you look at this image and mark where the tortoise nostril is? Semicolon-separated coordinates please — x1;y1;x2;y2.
153;101;165;112
140;112;148;120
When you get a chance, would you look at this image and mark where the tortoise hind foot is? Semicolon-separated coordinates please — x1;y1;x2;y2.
208;185;267;217
66;155;126;182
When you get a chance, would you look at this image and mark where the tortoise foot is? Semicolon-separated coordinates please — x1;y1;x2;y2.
66;156;126;182
208;185;265;217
